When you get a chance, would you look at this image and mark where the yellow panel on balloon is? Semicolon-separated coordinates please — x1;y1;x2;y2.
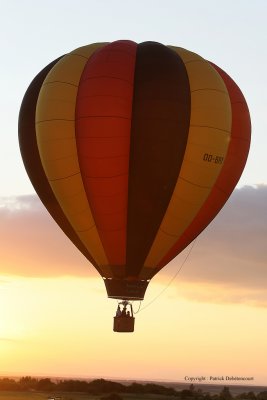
36;44;109;268
70;43;107;58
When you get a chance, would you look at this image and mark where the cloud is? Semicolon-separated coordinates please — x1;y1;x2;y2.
156;184;267;306
165;281;267;309
0;337;19;342
0;186;266;307
0;280;9;285
0;195;98;278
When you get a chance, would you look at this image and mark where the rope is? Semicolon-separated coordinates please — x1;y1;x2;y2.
134;239;197;313
132;301;142;314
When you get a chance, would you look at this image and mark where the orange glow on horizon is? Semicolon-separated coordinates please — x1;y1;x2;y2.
0;274;266;385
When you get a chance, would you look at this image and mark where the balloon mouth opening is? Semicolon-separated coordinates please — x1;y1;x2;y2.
103;278;149;300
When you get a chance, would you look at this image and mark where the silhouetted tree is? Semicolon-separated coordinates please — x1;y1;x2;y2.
237;392;256;400
127;382;145;393
36;378;55;391
143;383;178;396
101;393;123;400
181;389;195;398
19;376;38;390
0;378;18;390
220;387;232;400
203;394;213;400
57;379;89;392
257;392;267;400
87;379;125;394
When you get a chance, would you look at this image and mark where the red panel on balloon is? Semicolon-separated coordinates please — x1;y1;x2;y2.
75;40;137;267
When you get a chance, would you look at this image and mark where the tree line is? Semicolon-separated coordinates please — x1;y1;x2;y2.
0;376;266;400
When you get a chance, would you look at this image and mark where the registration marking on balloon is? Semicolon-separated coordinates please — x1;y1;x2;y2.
203;154;224;164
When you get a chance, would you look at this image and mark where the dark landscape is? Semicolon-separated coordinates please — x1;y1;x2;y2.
0;377;266;400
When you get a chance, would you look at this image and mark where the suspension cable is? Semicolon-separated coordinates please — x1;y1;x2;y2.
132;300;142;314
134;239;197;313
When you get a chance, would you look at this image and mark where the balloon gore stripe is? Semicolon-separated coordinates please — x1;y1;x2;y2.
126;42;191;277
75;40;137;272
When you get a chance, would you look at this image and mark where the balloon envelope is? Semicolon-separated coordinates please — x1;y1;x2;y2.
19;40;251;300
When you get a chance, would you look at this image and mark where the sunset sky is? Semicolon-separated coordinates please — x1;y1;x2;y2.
1;0;267;387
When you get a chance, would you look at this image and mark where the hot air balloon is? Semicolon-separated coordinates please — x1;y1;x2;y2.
18;40;251;332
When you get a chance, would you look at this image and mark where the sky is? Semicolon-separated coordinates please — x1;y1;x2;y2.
1;0;267;387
